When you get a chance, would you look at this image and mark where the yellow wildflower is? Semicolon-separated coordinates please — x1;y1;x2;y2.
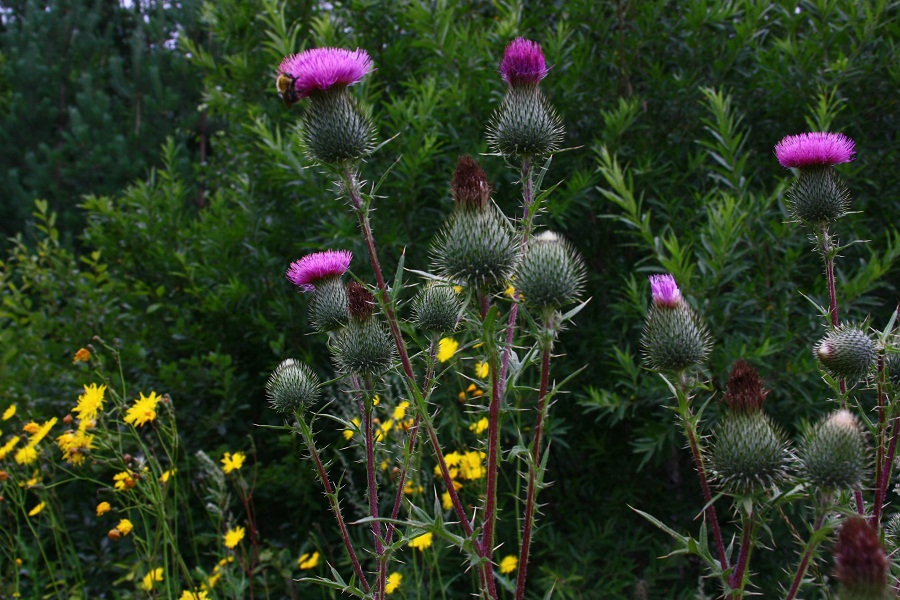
343;417;361;441
385;572;402;594
459;451;486;480
297;551;320;570
2;404;15;420
224;526;245;549
221;451;245;474
179;591;209;600
113;470;137;491
372;395;380;406
203;573;221;590
475;361;489;378
435;451;462;479
56;429;94;466
504;284;517;299
217;556;234;568
409;532;433;551
96;502;111;516
14;446;38;465
116;518;133;536
160;468;177;483
469;417;489;435
74;383;106;423
140;567;164;592
73;348;91;363
375;419;394;442
392;401;410;421
27;502;45;516
499;555;518;574
0;436;20;460
403;479;423;495
437;337;459;363
22;422;40;435
452;285;463;294
124;391;161;427
441;491;453;511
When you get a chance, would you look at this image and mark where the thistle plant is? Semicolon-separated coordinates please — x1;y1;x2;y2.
634;131;900;598
266;39;587;600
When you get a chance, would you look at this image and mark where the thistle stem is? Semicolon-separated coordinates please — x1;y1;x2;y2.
360;394;384;598
515;344;552;600
480;305;503;600
785;495;830;600
873;354;888;527
874;414;900;528
675;380;729;573
820;226;847;399
728;503;754;595
296;414;370;593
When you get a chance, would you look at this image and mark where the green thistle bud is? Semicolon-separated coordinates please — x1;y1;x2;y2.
786;165;850;225
884;513;900;553
800;409;867;491
834;516;890;600
412;284;461;334
515;231;586;310
334;317;395;377
710;412;792;493
487;86;563;158
885;352;900;389
710;360;792;493
266;359;320;414
641;275;711;371
815;326;876;381
310;277;349;332
303;90;375;164
431;157;519;290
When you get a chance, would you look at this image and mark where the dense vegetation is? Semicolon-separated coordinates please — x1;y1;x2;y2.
2;0;900;598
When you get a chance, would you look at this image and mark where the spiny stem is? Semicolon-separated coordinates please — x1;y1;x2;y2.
296;414;370;593
480;306;502;600
360;393;384;598
515;344;552;600
728;504;754;595
785;495;830;600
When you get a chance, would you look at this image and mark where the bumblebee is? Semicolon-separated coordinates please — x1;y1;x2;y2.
276;73;302;107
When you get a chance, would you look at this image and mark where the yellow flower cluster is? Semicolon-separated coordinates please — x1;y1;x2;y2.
140;567;164;592
297;551;319;570
56;383;107;465
113;470;137;491
408;532;433;551
124;391;161;428
14;418;57;466
458;383;485;403
436;449;486;510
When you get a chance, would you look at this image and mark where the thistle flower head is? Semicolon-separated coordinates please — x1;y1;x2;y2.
451;155;492;210
775;132;855;169
649;274;682;308
412;284;461;334
277;47;373;101
286;250;353;292
347;281;375;321
814;326;876;382
500;38;548;87
710;410;792;494
834;515;889;600
723;359;767;413
800;409;868;491
515;231;586;310
266;359;320;415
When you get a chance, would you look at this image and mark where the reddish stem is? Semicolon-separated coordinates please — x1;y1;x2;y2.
360;397;384;598
785;506;828;600
515;345;551;600
874;415;900;528
682;416;729;572
479;333;502;600
728;508;753;593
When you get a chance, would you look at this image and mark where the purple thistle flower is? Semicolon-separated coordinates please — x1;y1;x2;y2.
499;38;548;86
649;274;682;308
774;132;856;168
286;250;353;292
278;48;373;99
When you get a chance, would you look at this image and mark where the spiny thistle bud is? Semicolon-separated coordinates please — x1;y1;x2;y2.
885;352;900;389
884;513;900;553
431;157;519;290
487;38;563;158
834;516;889;600
277;48;375;163
814;326;876;382
451;155;492;210
800;409;867;491
412;284;461;334
334;317;395;378
775;132;855;225
515;231;586;310
286;250;353;332
266;359;320;414
347;281;375;321
710;361;792;493
640;275;711;371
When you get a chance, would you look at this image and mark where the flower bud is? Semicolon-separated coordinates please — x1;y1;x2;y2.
487;87;563;159
815;326;876;382
347;281;375;321
710;410;792;494
515;231;585;310
266;359;320;415
722;359;767;413
800;409;867;490
303;91;375;164
834;516;889;600
334;318;395;377
310;277;349;332
885;352;900;389
431;158;519;290
412;284;461;334
640;275;711;371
